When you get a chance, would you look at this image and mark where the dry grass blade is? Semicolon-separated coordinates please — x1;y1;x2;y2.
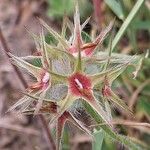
90;119;150;129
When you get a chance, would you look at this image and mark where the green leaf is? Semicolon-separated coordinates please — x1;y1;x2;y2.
103;135;116;150
92;129;104;150
112;0;145;51
103;28;114;71
104;0;125;20
133;20;150;30
83;96;111;127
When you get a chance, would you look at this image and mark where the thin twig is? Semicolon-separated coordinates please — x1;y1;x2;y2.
0;28;28;88
39;114;56;150
0;27;56;150
90;120;150;128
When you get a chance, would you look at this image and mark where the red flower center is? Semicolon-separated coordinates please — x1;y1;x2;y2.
68;72;92;96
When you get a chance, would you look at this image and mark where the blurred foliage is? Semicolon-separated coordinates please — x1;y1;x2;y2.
47;0;92;19
104;0;125;20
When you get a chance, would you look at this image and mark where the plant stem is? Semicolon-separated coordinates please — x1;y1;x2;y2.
0;28;28;88
112;0;145;51
39;114;56;150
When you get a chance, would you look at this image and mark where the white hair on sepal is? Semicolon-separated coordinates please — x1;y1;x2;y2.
52;56;72;75
70;104;94;128
48;84;68;100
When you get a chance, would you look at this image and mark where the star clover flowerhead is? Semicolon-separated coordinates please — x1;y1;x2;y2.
8;1;145;150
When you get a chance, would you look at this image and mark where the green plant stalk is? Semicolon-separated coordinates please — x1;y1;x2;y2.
84;102;143;150
112;0;145;51
121;0;137;51
92;129;104;150
127;26;137;50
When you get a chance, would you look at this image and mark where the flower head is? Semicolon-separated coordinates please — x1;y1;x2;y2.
8;2;143;150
